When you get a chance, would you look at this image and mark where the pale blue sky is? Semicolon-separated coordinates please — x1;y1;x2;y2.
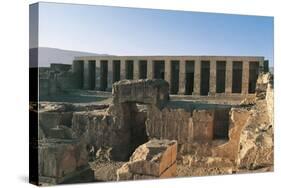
37;2;274;65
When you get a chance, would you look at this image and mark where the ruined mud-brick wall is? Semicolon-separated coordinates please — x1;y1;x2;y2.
112;79;232;156
236;72;274;170
214;72;274;170
72;106;147;161
146;105;232;155
146;107;216;143
212;108;251;161
265;74;274;125
36;103;109;184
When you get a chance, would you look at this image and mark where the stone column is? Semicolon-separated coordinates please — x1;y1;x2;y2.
147;58;154;79
192;59;201;95
209;59;216;95
178;59;186;95
96;59;101;90
225;60;233;94
242;61;250;94
83;60;90;90
120;58;126;80
107;58;113;90
133;59;140;80
259;59;264;73
164;58;171;89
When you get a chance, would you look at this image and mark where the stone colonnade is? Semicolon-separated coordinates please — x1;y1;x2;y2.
73;56;266;96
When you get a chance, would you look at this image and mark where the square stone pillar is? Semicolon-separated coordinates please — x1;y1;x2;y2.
133;59;140;80
120;59;126;80
242;61;250;94
178;59;186;95
164;59;171;89
83;60;90;90
96;59;101;90
259;59;264;73
209;60;216;96
147;58;154;79
107;59;113;90
192;59;201;95
225;60;233;94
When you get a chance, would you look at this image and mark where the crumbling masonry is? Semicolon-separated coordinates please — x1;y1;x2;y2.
34;70;273;184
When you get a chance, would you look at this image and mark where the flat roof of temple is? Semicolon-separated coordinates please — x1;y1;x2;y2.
74;55;265;61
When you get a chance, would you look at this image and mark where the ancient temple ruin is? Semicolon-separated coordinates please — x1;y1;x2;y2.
33;65;274;185
39;55;269;98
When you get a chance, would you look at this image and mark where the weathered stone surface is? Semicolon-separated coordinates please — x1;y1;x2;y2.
237;101;273;170
193;110;214;142
146;106;191;144
116;163;133;181
117;139;177;181
72;105;147;161
213;108;251;161
35;70;274;184
177;155;234;177
112;79;169;108
128;139;177;176
159;162;177;178
256;73;273;100
38;139;89;183
146;104;231;147
90;161;124;181
236;73;274;170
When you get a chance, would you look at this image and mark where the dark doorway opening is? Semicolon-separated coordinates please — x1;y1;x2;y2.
139;60;147;79
232;61;242;93
125;60;134;80
100;60;108;91
73;60;84;89
185;61;194;95
113;60;121;83
89;61;96;90
119;102;148;161
216;61;226;93
153;60;165;79
248;61;259;93
170;61;179;94
200;61;210;95
213;108;230;140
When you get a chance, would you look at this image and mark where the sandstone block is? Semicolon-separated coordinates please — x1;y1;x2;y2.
112;79;169;108
128;139;177;176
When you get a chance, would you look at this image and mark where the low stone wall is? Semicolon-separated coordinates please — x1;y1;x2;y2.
146;106;230;146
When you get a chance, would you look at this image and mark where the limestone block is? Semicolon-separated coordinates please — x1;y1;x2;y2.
112;79;169;108
116;163;133;181
146;106;191;144
128;139;177;176
159;162;177;178
193;110;214;142
38;139;89;181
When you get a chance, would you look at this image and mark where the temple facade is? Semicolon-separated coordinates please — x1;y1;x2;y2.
73;55;268;96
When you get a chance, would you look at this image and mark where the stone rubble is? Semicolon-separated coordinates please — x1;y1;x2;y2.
33;73;274;184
